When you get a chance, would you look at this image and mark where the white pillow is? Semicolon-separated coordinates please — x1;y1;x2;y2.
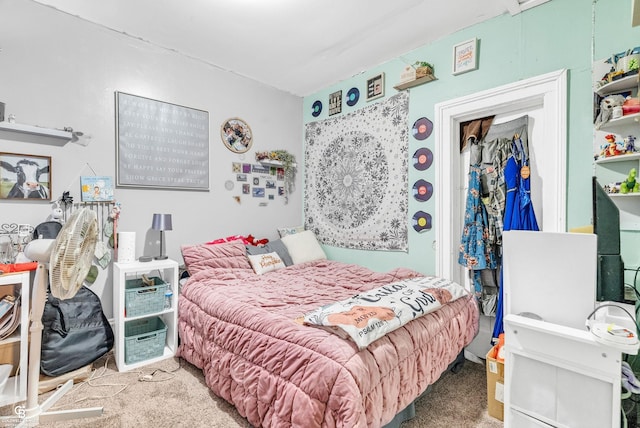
247;252;285;275
281;230;327;265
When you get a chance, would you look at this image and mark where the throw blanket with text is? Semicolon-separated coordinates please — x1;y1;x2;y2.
303;276;468;349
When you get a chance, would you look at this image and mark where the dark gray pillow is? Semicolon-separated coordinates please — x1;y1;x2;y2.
245;239;293;266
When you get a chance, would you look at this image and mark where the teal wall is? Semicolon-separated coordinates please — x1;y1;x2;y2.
303;0;640;275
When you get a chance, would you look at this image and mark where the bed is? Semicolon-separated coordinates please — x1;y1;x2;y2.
177;236;479;428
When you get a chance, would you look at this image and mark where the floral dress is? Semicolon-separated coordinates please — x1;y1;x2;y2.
458;143;497;300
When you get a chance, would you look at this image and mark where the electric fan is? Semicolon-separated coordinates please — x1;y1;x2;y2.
21;208;103;426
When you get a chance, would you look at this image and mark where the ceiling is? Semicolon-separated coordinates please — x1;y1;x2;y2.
33;0;548;97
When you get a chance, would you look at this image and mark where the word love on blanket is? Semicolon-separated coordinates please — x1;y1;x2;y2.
303;276;468;350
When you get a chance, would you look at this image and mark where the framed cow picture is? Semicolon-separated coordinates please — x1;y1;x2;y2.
0;152;52;200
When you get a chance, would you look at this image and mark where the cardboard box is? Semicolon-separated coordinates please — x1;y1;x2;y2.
0;339;21;376
486;345;504;421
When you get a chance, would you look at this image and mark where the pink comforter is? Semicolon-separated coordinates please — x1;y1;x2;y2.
178;259;478;428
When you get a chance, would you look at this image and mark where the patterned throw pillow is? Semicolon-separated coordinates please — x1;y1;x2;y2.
277;225;305;238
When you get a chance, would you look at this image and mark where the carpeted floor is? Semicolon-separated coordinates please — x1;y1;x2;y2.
0;353;503;427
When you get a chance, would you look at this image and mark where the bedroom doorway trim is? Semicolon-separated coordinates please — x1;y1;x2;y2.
434;69;567;284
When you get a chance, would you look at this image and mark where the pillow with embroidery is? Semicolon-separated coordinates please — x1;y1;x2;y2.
247;252;285;275
245;239;293;266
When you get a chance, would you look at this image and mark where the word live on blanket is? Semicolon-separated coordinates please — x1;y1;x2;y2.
303;276;468;349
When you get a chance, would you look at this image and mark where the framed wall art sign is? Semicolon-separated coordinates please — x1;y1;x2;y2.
452;38;478;75
366;73;385;101
80;176;114;202
221;117;253;154
0;152;51;200
329;90;342;116
115;92;210;191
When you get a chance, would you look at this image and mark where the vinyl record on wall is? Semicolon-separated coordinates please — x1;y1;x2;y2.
412;211;432;232
412;117;433;140
312;100;323;117
346;87;360;106
413;147;433;171
413;179;433;202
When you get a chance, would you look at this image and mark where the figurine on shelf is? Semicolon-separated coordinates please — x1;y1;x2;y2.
624;135;637;154
604;134;624;157
620;168;639;194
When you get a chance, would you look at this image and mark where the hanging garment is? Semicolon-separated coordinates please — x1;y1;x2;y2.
460;116;495;152
491;115;539;342
458;142;497;303
478;118;526;248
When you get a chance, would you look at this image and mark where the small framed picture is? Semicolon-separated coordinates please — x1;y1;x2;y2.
0;152;51;200
329;90;342;116
453;38;478;75
366;73;385;101
80;176;114;202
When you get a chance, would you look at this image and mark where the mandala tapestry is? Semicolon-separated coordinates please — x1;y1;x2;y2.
304;92;409;251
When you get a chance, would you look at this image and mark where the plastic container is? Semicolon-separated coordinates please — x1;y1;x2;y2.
124;317;167;364
125;276;167;317
164;289;173;310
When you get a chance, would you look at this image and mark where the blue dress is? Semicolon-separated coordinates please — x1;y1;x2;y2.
492;134;539;341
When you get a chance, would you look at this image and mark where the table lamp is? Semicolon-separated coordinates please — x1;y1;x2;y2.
152;213;172;260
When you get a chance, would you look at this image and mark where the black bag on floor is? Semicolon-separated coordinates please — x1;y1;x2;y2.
40;285;114;376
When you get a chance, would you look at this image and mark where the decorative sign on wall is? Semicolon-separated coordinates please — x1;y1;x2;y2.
115;92;210;190
366;73;385;101
329;90;342;116
80;176;114;202
452;38;478;75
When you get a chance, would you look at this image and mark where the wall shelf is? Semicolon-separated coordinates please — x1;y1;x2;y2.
0;122;72;146
598;112;640;131
595;73;639;97
595;152;640;164
258;160;297;168
393;75;437;91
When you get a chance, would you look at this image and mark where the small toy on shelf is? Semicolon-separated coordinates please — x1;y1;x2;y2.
595;94;626;130
46;201;64;224
620;168;639;194
604;134;624;157
604;182;621;194
624;135;637;154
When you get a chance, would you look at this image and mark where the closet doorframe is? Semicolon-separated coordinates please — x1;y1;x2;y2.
434;69;568;286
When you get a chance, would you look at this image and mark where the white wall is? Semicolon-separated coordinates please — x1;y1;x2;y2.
0;0;303;317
